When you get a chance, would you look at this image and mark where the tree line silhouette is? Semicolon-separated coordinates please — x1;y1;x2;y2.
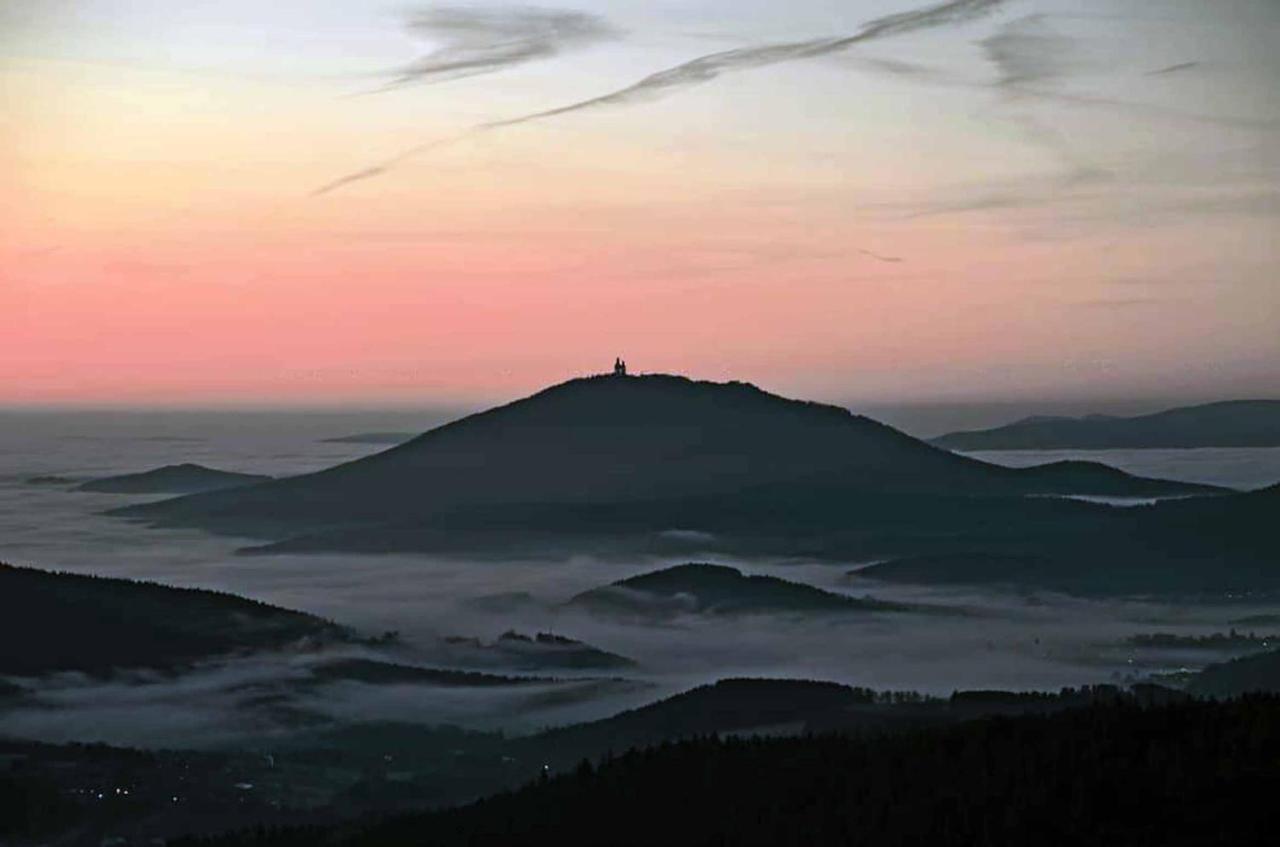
174;694;1280;847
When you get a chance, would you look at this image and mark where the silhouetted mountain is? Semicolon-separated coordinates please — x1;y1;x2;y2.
320;432;416;445
113;374;1213;549
932;399;1280;450
0;562;351;677
173;695;1280;847
568;563;909;619
79;463;271;494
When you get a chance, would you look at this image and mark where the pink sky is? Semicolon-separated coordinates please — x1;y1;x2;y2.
4;1;1278;408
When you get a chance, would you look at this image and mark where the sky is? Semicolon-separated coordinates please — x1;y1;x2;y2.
3;0;1278;410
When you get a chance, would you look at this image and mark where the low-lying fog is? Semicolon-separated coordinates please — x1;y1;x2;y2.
3;411;1280;750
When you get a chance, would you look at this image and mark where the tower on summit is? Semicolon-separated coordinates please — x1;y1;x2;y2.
613;357;627;376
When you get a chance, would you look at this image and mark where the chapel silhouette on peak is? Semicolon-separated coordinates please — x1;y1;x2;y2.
612;357;628;376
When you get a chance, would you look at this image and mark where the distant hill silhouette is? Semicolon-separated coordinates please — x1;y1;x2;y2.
79;463;271;494
932;399;1280;450
114;374;1213;549
0;562;348;676
568;563;910;619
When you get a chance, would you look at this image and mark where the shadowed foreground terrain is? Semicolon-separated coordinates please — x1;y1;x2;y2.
173;695;1280;847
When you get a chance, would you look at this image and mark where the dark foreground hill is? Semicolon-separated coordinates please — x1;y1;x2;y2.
0;680;1184;847
175;694;1280;847
79;463;271;494
0;563;348;676
932;399;1280;450
113;374;1210;541
568;563;909;619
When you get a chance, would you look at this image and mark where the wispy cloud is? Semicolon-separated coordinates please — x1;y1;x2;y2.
370;6;617;94
311;137;465;196
858;248;905;263
480;0;1010;131
315;0;1011;194
978;15;1109;185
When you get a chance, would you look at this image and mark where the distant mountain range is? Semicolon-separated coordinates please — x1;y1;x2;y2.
931;399;1280;451
79;462;271;494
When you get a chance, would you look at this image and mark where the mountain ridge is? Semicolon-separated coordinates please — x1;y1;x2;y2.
932;399;1280;450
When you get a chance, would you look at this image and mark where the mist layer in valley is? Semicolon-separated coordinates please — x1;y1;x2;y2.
5;398;1280;847
4;401;1280;751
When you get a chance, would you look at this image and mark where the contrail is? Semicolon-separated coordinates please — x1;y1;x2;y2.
313;0;1012;194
